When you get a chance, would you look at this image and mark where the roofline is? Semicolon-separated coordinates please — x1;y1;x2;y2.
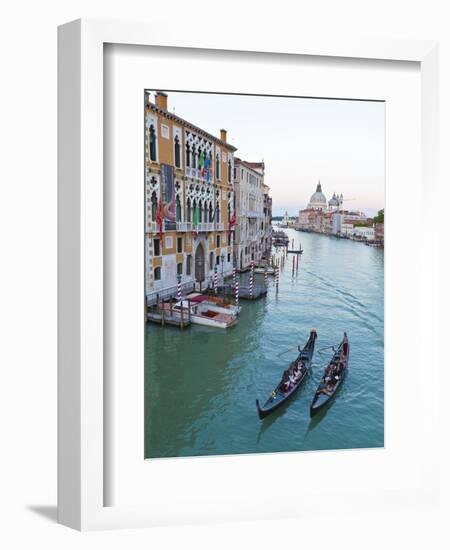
234;157;265;176
146;101;237;152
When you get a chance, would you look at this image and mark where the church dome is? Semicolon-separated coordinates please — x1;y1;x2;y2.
308;182;327;210
328;192;339;207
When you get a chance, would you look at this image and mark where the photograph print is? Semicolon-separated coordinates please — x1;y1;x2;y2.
144;90;384;459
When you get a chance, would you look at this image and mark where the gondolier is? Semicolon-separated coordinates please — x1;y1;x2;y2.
310;333;349;417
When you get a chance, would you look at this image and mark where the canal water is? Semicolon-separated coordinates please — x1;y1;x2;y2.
145;228;384;459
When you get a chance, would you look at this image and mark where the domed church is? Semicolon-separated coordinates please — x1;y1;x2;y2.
307;182;327;210
307;181;343;211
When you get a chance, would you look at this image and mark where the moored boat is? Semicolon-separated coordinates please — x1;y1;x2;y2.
253;264;275;275
272;230;289;247
167;300;238;329
310;333;349;417
256;329;317;419
187;293;242;315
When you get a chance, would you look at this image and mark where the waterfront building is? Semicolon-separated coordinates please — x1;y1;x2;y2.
145;91;237;304
352;225;375;241
263;184;273;256
233;158;266;270
331;211;368;235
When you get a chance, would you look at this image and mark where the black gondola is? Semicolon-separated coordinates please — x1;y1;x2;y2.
309;333;349;417
256;329;317;419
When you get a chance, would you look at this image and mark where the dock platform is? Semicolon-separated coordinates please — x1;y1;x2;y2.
147;308;191;328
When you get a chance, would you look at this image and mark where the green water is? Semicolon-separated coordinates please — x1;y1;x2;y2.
145;228;384;458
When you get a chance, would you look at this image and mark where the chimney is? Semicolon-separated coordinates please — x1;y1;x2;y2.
155;91;168;111
220;129;227;143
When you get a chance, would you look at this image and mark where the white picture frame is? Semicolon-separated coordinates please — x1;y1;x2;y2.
58;18;440;531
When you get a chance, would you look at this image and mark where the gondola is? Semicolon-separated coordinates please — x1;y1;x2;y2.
256;329;317;419
309;333;349;417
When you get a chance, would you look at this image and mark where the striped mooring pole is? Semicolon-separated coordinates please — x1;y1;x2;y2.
235;274;240;306
275;265;280;291
249;262;254;299
232;263;237;291
213;266;218;293
176;274;182;301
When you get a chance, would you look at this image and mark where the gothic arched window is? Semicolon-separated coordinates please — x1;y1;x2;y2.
192;146;197;169
151;192;157;220
176;196;182;221
215;153;220;179
185;142;190;167
209;203;213;222
148;124;156;161
186;198;191;222
174;136;181;168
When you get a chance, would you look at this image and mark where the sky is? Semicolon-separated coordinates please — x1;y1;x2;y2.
147;91;385;217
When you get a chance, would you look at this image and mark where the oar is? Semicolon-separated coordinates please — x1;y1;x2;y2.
317;345;336;355
276;346;298;358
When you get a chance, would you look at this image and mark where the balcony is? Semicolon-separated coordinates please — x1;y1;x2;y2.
176;221;193;232
193;222;214;232
146;221;158;233
215;222;224;231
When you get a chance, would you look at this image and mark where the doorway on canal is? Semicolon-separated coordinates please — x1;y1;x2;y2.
195;242;206;287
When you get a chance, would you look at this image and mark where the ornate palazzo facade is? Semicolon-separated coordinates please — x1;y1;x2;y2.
145;92;237;304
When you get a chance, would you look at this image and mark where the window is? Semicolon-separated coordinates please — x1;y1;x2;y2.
227;253;231;262
177;237;183;253
216;235;220;248
227;160;232;183
186;199;191;222
185;143;190;167
227;233;231;246
216;256;220;266
186;255;192;276
192;146;197;169
149;124;156;161
209;203;213;222
209;252;214;270
215;204;220;223
177;262;183;276
215;153;220;179
154;266;161;280
176;196;182;222
151;192;157;220
153;238;160;256
227;204;231;222
174;135;181;168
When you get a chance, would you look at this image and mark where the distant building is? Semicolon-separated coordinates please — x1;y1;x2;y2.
233;158;266;270
296;182;368;237
352;226;375;241
263;185;272;256
306;181;343;211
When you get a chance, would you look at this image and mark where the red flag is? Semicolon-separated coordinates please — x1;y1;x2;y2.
228;211;237;236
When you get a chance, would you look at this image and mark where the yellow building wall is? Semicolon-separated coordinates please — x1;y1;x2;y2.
157;114;174;166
